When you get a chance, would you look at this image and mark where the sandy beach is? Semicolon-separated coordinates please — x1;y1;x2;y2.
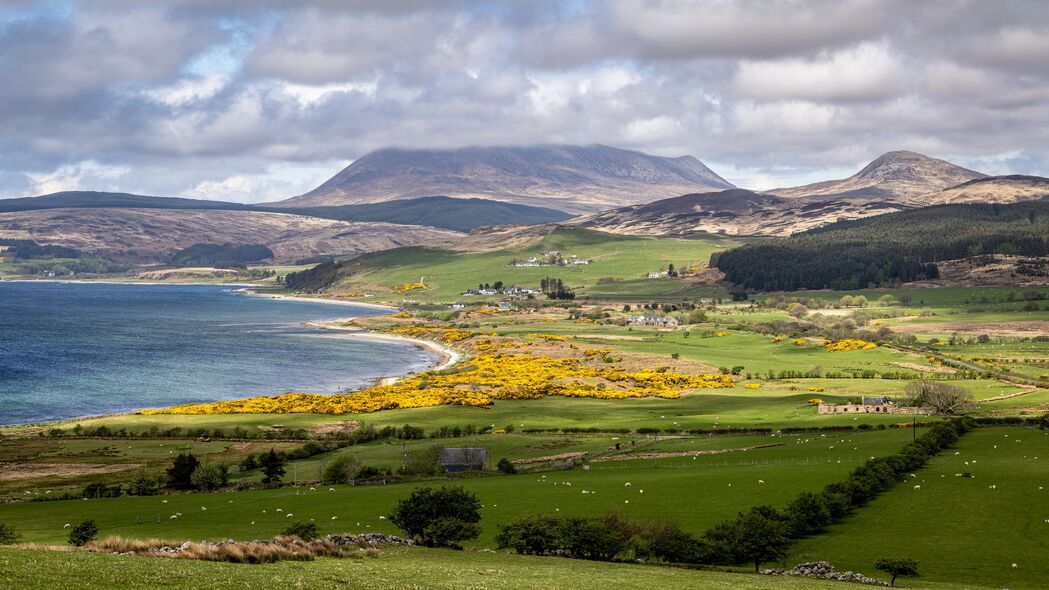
306;321;462;378
240;289;398;311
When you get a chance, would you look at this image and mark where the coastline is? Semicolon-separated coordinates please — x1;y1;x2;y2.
307;321;462;378
0;285;448;429
239;288;399;312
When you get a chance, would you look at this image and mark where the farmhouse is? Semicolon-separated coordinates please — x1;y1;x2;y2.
647;271;668;279
503;286;539;297
818;396;926;415
449;302;467;310
629;314;679;327
512;257;542;267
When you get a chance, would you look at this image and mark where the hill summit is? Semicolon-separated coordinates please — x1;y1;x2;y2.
771;150;986;201
275;144;734;214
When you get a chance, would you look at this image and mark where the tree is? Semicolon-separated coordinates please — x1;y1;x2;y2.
322;454;362;484
68;520;98;547
496;515;562;555
787;303;809;318
389;486;481;548
874;557;919;587
401;445;445;476
0;523;20;545
733;506;790;572
667;263;678;277
905;380;976;414
166;453;199;490
190;462;229;491
259;448;287;484
128;470;159;496
283;521;320;541
496;458;516;474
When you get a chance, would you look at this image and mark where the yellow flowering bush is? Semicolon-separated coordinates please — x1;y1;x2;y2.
771;336;784;343
142;353;735;416
808;398;824;406
793;339;807;346
528;333;567;342
390;325;496;343
822;339;877;352
390;312;412;319
744;383;761;389
808;387;826;392
393;282;427;293
716;331;730;337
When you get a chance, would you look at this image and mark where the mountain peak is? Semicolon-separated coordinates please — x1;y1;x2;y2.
770;150;986;201
273;144;734;214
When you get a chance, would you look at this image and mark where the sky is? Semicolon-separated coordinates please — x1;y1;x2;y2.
1;0;1048;203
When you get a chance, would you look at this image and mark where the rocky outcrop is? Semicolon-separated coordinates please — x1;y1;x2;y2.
762;561;888;585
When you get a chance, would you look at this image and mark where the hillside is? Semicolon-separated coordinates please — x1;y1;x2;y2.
283;226;741;300
573;189;909;237
0;191;568;233
275;144;734;214
770;151;986;201
0;208;461;264
713;199;1049;291
910;174;1049;206
278;196;572;233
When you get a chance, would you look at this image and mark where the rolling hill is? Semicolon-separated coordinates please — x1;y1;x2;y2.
275;144;734;214
573;189;909;237
0;208;461;264
0;192;569;233
908;174;1049;206
769;150;986;201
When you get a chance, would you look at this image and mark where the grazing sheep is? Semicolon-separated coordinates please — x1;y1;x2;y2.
170;515;178;520
758;480;765;485
329;488;336;492
201;506;207;511
310;487;316;492
1012;563;1018;569
276;508;283;513
286;513;294;518
250;521;255;525
331;516;338;520
63;523;71;529
379;516;386;520
914;485;921;490
624;482;632;487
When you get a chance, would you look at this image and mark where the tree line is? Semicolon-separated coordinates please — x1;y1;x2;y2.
713;200;1049;291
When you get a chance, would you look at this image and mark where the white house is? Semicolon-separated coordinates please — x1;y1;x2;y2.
629;315;679;327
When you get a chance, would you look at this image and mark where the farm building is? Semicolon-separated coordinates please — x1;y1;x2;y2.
818;397;926;415
629;315;679;327
441;448;487;472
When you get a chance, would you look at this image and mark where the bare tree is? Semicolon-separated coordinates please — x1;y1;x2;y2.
905;380;976;414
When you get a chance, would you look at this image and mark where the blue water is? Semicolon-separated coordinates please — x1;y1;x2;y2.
0;282;435;425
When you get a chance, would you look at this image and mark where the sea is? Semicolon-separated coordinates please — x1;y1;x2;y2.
0;281;436;425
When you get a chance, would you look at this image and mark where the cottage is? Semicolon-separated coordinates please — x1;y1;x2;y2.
629;314;679;327
478;288;498;295
818;396;926;415
503;286;539;297
449;302;467;310
647;271;668;279
512;258;542;267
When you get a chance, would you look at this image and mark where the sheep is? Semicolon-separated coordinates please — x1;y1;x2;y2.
331;516;338;520
379;516;386;520
276;508;283;513
758;480;765;485
169;515;178;520
913;485;921;490
329;488;336;492
250;521;255;525
201;506;207;511
63;523;71;529
1012;563;1018;569
309;487;316;492
286;513;294;518
624;482;632;487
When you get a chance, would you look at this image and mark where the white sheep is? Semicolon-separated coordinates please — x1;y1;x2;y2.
329;488;336;492
286;513;294;518
309;487;316;492
913;485;921;490
201;506;207;511
379;515;386;520
276;508;283;513
758;480;765;485
169;515;178;520
331;516;338;520
250;521;255;525
63;523;71;529
624;482;632;487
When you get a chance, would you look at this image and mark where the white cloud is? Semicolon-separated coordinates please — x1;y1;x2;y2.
733;43;901;102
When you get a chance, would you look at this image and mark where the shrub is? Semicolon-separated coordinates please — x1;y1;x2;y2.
400;445;445;476
322;455;362;485
496;515;563;555
191;462;230;491
128;470;160;496
560;515;633;561
389;486;481;548
0;523;20;545
68;520;99;546
166;453;199;490
875;557;920;587
282;521;320;541
496;458;516;474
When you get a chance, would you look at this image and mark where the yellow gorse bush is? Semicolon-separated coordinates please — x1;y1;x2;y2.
141;353;735;416
390;325;496;343
822;339;877;352
528;333;567;342
744;383;761;389
393;282;427;293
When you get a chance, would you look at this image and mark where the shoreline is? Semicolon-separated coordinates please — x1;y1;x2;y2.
1;278;262;287
307;321;462;377
0;286;448;430
239;289;398;312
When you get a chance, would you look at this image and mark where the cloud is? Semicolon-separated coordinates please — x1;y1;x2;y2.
1;0;1049;202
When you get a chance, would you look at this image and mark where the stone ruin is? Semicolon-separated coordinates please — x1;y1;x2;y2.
761;561;889;586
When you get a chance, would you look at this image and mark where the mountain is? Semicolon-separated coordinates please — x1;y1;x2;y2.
770;151;986;201
0;208;461;264
274;144;735;214
908;175;1049;206
573;188;909;237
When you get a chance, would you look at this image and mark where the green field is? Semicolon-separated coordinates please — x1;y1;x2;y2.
793;427;1049;589
311;228;741;302
0;429;917;546
0;544;919;590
